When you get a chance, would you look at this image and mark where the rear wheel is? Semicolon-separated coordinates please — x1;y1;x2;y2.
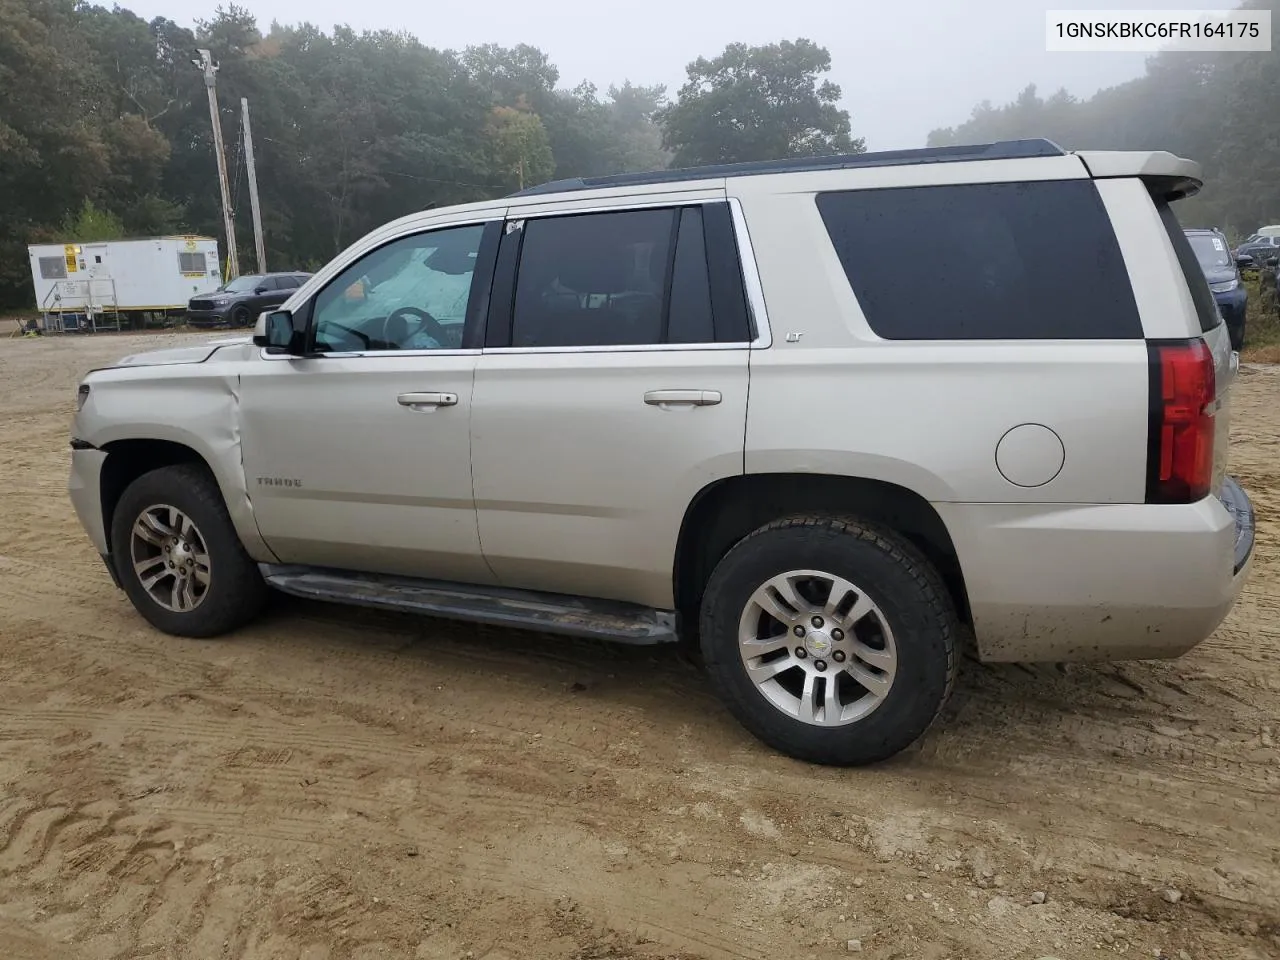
110;464;268;638
699;516;958;766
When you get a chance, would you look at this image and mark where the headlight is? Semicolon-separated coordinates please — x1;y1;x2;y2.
1209;278;1239;293
212;296;231;305
76;383;89;411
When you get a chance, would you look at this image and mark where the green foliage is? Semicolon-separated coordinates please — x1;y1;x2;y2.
58;200;126;242
657;39;864;166
1241;268;1280;359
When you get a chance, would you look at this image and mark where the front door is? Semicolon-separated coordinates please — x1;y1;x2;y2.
239;219;501;584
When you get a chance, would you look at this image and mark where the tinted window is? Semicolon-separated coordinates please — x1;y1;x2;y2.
311;224;484;352
816;180;1142;340
667;207;715;344
1155;198;1219;334
512;209;675;347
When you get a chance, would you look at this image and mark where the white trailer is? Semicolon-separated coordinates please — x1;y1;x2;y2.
27;235;222;330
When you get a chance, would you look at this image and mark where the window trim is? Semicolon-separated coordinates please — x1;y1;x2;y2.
728;197;772;349
482;198;767;354
260;217;502;361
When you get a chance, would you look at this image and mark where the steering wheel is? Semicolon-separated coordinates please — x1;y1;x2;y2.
381;306;447;348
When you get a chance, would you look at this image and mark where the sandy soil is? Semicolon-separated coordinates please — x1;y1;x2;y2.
0;330;1277;960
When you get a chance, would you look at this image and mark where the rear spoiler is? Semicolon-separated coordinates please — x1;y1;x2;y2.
1074;150;1203;201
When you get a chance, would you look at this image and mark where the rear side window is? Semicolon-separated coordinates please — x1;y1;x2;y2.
1154;199;1221;334
816;180;1143;340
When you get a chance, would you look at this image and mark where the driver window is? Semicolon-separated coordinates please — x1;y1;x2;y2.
311;224;484;353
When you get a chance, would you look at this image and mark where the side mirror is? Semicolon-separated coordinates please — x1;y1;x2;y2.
254;285;268;294
1267;256;1279;268
1235;255;1255;269
252;309;302;354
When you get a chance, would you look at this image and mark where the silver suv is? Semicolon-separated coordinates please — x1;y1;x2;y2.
68;139;1255;766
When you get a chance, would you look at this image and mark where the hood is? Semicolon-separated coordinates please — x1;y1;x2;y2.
113;335;253;368
1202;266;1237;285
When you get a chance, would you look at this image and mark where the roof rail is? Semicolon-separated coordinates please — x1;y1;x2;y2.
508;139;1066;198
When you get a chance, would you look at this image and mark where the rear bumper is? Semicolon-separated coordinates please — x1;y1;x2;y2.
937;480;1254;662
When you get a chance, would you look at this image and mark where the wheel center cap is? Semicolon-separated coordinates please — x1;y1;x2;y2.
804;628;834;658
171;540;193;566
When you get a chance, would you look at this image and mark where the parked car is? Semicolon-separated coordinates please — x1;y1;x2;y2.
186;272;312;328
1232;234;1280;269
69;139;1255;767
1185;227;1247;350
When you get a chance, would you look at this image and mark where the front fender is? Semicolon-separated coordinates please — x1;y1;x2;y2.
75;363;275;562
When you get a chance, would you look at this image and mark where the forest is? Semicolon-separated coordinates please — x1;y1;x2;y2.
930;0;1279;239
2;0;1278;310
0;0;857;308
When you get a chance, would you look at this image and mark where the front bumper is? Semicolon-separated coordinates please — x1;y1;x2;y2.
69;445;109;556
1213;286;1247;326
185;305;235;327
936;479;1255;662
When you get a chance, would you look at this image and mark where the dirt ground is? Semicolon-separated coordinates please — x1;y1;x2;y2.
0;330;1277;960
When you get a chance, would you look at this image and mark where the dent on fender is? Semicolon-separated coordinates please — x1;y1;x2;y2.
91;368;279;564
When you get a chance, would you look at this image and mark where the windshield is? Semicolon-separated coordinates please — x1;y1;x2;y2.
219;275;263;293
1187;234;1231;270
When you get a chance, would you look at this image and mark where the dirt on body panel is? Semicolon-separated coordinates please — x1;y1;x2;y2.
0;331;1277;960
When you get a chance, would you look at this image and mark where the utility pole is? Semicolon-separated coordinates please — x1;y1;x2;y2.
240;97;266;274
193;49;238;280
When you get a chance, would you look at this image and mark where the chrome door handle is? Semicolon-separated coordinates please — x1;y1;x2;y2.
644;389;722;407
397;392;457;407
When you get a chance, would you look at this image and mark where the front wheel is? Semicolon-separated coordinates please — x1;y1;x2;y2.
110;464;269;637
231;305;253;327
699;516;958;766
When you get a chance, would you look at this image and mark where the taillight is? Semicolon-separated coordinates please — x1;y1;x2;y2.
1146;338;1215;503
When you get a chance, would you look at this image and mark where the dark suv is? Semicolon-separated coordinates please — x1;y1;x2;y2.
186;272;312;328
1185;228;1247;350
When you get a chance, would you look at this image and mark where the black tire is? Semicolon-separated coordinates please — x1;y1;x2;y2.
110;463;269;638
231;305;252;327
698;516;958;766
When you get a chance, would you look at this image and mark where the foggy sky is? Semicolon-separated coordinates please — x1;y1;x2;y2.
123;0;1243;150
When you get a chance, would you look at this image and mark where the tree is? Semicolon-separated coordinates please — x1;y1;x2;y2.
657;39;863;166
57;200;125;242
486;105;554;190
605;82;670;172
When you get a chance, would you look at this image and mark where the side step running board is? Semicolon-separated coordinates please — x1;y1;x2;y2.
259;564;679;645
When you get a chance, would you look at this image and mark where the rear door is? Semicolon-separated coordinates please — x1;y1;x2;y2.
469;198;752;610
264;275;295;308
